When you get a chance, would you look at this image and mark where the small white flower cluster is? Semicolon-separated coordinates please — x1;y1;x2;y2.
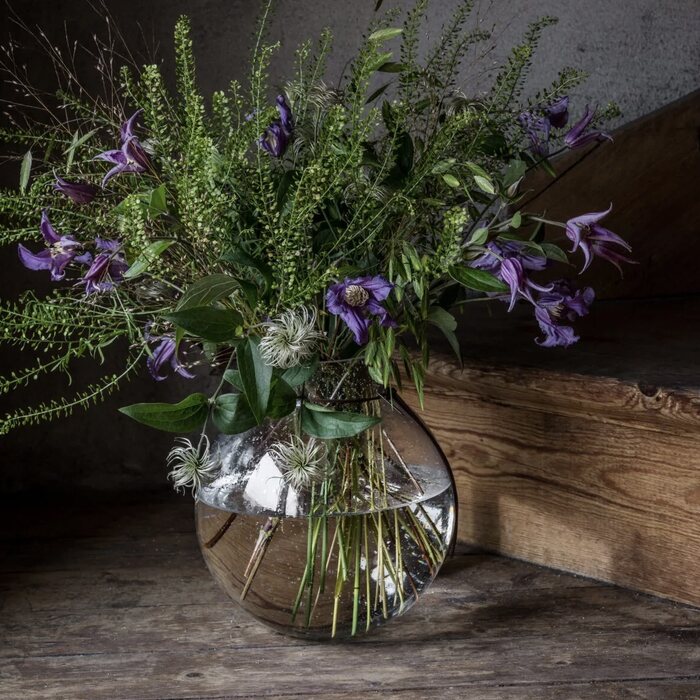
167;436;218;494
259;307;324;368
270;435;328;490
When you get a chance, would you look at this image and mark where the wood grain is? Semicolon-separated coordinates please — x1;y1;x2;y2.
402;296;700;607
1;494;699;699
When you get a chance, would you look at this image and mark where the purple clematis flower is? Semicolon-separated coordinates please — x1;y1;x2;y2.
544;96;570;129
258;121;290;158
471;239;548;275
96;109;151;187
471;240;551;311
518;111;551;156
80;237;128;294
564;106;612;149
258;95;294;158
326;275;396;345
17;209;92;281
146;333;196;382
518;96;570;156
565;205;634;274
54;176;98;205
276;94;294;135
534;279;594;348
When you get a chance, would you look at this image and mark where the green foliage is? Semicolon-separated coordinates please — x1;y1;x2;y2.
0;1;611;439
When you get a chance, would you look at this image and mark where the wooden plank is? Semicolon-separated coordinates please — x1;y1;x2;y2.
2;495;699;698
401;297;700;606
523;89;700;300
1;629;699;699
3;583;699;659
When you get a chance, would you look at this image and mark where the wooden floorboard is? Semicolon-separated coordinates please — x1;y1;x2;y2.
1;493;699;699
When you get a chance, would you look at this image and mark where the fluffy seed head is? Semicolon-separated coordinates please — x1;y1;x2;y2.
167;436;218;495
259;306;324;368
270;435;328;490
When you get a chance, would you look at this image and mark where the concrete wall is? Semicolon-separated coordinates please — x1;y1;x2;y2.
1;0;699;493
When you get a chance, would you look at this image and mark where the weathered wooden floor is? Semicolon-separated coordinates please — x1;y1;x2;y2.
1;492;699;699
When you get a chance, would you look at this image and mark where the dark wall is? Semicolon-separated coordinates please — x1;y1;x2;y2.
1;0;699;493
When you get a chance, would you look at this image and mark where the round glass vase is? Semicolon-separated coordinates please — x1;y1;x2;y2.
195;362;456;640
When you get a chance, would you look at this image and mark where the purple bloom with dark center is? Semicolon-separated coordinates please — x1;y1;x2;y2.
80;238;128;294
545;96;570;129
565;205;634;274
17;209;92;281
258;95;294;158
564;106;612;149
326;275;395;345
471;240;551;311
534;279;595;348
146;333;196;382
54;176;98;205
96;109;151;187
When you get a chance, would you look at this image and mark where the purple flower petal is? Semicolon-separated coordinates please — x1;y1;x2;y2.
276;94;294;135
545;96;569;129
54;176;98;205
146;334;196;381
40;209;60;245
564;106;612;149
120;109;143;142
18;244;52;272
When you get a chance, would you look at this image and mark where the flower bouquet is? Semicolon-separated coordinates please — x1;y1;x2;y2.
0;1;631;638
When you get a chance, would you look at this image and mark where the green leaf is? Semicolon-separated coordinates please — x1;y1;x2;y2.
541;242;569;263
164;307;243;342
449;266;509;293
220;248;273;293
510;211;522;229
503;159;527;188
123;240;174;280
464;161;491;180
281;356;319;387
177;274;239;310
19;150;32;194
468;227;489;246
540;158;557;178
267;377;297;419
473;174;496;195
442;174;461;188
211;393;257;435
236;278;258;308
238;337;272;424
428;307;461;364
65;128;100;172
368;51;393;73
223;369;243;390
431;159;456;175
366;82;392;104
118;393;208;433
276;169;295;213
148;184;168;216
368;27;403;42
301;403;381;439
377;62;406;73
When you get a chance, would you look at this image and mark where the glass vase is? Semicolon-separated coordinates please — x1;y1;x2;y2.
195;362;456;639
